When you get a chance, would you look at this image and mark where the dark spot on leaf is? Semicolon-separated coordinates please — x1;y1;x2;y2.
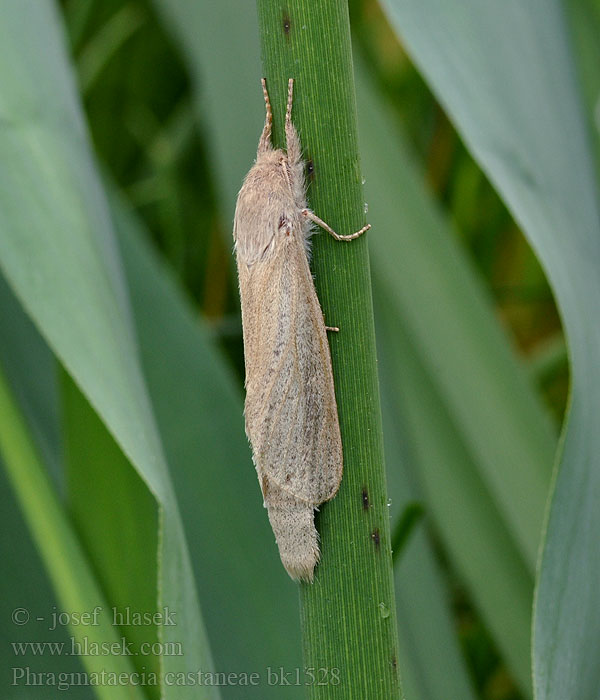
306;159;314;180
285;473;291;483
361;488;370;510
371;528;380;550
282;13;291;35
391;656;398;669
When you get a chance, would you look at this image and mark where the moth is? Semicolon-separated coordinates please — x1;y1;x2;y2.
233;78;369;581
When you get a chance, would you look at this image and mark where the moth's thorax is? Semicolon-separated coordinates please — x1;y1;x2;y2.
234;148;302;267
244;148;293;193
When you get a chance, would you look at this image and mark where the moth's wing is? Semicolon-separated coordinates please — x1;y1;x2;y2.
233;188;278;266
243;239;343;506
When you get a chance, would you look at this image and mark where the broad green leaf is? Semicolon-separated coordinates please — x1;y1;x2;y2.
0;2;215;696
378;1;600;698
110;189;304;699
355;53;556;693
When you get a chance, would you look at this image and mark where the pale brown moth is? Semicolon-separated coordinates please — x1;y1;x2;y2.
233;78;369;581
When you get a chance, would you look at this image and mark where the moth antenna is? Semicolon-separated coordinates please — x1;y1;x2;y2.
258;78;273;154
285;78;302;165
285;78;294;128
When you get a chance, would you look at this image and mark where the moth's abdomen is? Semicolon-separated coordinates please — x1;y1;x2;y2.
264;483;320;581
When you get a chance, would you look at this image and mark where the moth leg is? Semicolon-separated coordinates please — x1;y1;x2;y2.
323;312;339;332
302;209;371;241
258;78;273;154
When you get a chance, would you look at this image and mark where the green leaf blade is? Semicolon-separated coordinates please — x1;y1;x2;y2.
0;2;217;696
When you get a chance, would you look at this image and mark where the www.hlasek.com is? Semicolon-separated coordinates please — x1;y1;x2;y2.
11;637;182;657
12;667;342;691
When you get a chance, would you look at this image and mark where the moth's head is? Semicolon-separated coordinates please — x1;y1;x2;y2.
251;147;290;179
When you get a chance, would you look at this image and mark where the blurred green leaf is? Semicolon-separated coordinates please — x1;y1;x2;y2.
378;1;600;698
0;275;61;486
0;465;94;700
565;0;600;172
0;361;147;700
356;52;556;694
77;3;145;94
153;0;262;221
378;349;478;700
377;282;533;696
62;371;160;698
0;277;93;700
0;2;216;696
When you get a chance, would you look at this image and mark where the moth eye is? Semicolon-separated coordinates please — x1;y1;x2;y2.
278;216;292;237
